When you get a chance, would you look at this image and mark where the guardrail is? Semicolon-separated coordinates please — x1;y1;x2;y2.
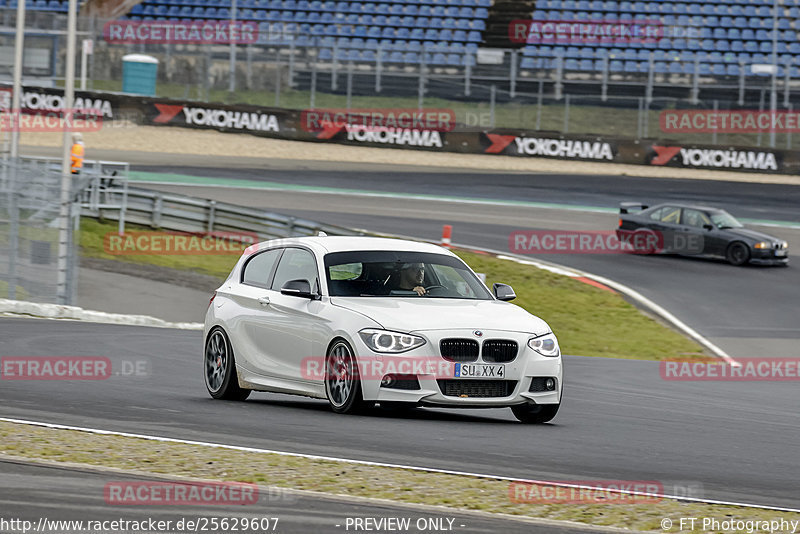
84;185;369;240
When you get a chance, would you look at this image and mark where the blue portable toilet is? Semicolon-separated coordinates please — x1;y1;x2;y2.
121;54;159;96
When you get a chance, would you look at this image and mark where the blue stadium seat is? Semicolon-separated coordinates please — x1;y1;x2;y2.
449;53;464;66
727;64;740;76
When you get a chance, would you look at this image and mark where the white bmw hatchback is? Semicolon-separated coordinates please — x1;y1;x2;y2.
204;236;563;423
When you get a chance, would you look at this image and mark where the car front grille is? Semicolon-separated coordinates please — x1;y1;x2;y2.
437;379;517;398
440;339;479;362
482;340;518;363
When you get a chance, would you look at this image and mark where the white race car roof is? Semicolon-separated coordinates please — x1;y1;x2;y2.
253;236;454;256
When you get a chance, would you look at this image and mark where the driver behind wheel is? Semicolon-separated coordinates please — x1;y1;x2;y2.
396;262;427;296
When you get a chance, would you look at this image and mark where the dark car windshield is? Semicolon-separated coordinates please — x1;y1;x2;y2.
710;211;744;229
324;251;493;299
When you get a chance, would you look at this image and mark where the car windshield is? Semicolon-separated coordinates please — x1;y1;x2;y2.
324;250;493;299
710;211;743;229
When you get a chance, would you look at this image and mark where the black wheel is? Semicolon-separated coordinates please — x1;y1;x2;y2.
511;403;560;424
325;340;373;414
726;242;750;266
204;327;251;400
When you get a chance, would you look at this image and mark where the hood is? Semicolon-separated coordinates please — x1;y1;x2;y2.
722;227;784;243
330;297;550;334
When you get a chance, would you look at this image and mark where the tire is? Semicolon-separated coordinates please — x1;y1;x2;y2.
511;403;560;424
204;327;251;401
726;242;750;266
325;339;373;414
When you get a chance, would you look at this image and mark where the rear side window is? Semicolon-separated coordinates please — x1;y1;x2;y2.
271;248;319;291
660;206;681;224
648;207;664;220
242;249;282;288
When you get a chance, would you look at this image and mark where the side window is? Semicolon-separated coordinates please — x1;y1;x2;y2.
271;248;319;291
242;248;282;288
648;207;664;221
682;209;711;228
660;206;682;224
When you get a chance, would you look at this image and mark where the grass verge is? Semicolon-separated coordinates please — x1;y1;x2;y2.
78;218;705;360
1;421;797;533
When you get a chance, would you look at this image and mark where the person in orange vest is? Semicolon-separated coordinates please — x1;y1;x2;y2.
70;132;85;174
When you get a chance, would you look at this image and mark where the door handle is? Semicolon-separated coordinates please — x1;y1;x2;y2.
258;296;270;306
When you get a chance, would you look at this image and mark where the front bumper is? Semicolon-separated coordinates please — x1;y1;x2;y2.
353;329;563;407
749;251;789;265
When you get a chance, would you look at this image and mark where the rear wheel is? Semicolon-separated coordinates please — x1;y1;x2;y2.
511;403;560;424
726;242;750;266
325;340;372;414
204;327;250;401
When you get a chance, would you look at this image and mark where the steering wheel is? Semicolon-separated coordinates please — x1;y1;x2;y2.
424;284;447;295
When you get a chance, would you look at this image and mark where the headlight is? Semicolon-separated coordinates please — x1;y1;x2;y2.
359;329;426;353
754;241;771;249
528;333;560;357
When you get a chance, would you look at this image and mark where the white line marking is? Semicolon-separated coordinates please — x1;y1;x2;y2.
1;416;794;513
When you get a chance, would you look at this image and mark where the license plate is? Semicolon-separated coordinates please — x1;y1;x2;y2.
454;363;505;378
775;249;787;257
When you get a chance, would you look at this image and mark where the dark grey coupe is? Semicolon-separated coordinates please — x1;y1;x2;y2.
616;203;789;266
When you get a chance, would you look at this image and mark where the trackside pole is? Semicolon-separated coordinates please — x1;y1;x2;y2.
441;225;452;248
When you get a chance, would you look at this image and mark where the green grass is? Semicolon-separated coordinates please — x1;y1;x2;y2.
79;217;705;360
79;218;240;279
454;250;705;360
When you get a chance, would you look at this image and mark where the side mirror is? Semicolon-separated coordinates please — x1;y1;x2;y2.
493;283;516;301
281;279;317;299
703;224;714;231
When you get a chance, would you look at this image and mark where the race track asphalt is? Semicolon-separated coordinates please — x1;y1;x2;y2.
1;319;797;510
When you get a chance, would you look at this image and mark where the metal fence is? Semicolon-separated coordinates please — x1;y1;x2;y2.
0;151;368;305
0;157;79;305
84;182;367;240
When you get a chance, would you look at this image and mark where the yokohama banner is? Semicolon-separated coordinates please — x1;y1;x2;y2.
5;83;798;174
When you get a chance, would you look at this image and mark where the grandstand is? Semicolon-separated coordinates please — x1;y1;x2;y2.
6;0;799;104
